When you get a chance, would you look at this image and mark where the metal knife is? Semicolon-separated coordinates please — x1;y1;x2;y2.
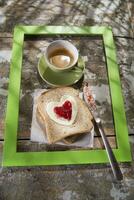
83;83;123;181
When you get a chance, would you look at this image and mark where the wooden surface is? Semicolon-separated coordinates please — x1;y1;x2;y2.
0;0;134;199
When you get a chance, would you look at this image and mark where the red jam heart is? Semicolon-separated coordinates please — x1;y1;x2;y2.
54;100;72;120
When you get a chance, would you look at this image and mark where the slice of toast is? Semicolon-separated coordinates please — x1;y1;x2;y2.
36;105;87;144
37;87;93;144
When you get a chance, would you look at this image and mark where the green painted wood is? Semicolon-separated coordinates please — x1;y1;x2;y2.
2;26;132;167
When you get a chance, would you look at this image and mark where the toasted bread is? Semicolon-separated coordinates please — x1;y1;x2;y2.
36;87;93;144
36;105;86;144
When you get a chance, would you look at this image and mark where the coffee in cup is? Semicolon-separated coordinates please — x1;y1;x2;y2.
45;40;78;72
49;48;74;69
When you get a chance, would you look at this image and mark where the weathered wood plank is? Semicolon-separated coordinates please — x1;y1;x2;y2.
0;125;116;140
16;136;116;152
0;0;133;37
1;134;134;165
0;136;116;164
0;136;116;167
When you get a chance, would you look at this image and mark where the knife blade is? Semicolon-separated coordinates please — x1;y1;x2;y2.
83;83;123;181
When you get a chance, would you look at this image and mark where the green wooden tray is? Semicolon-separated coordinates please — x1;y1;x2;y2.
2;26;132;166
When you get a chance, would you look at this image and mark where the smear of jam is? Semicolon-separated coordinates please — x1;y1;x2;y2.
54;100;72;120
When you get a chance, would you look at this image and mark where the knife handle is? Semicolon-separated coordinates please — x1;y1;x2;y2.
95;119;123;181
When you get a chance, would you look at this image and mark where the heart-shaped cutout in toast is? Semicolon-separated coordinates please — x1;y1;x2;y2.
46;95;78;126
